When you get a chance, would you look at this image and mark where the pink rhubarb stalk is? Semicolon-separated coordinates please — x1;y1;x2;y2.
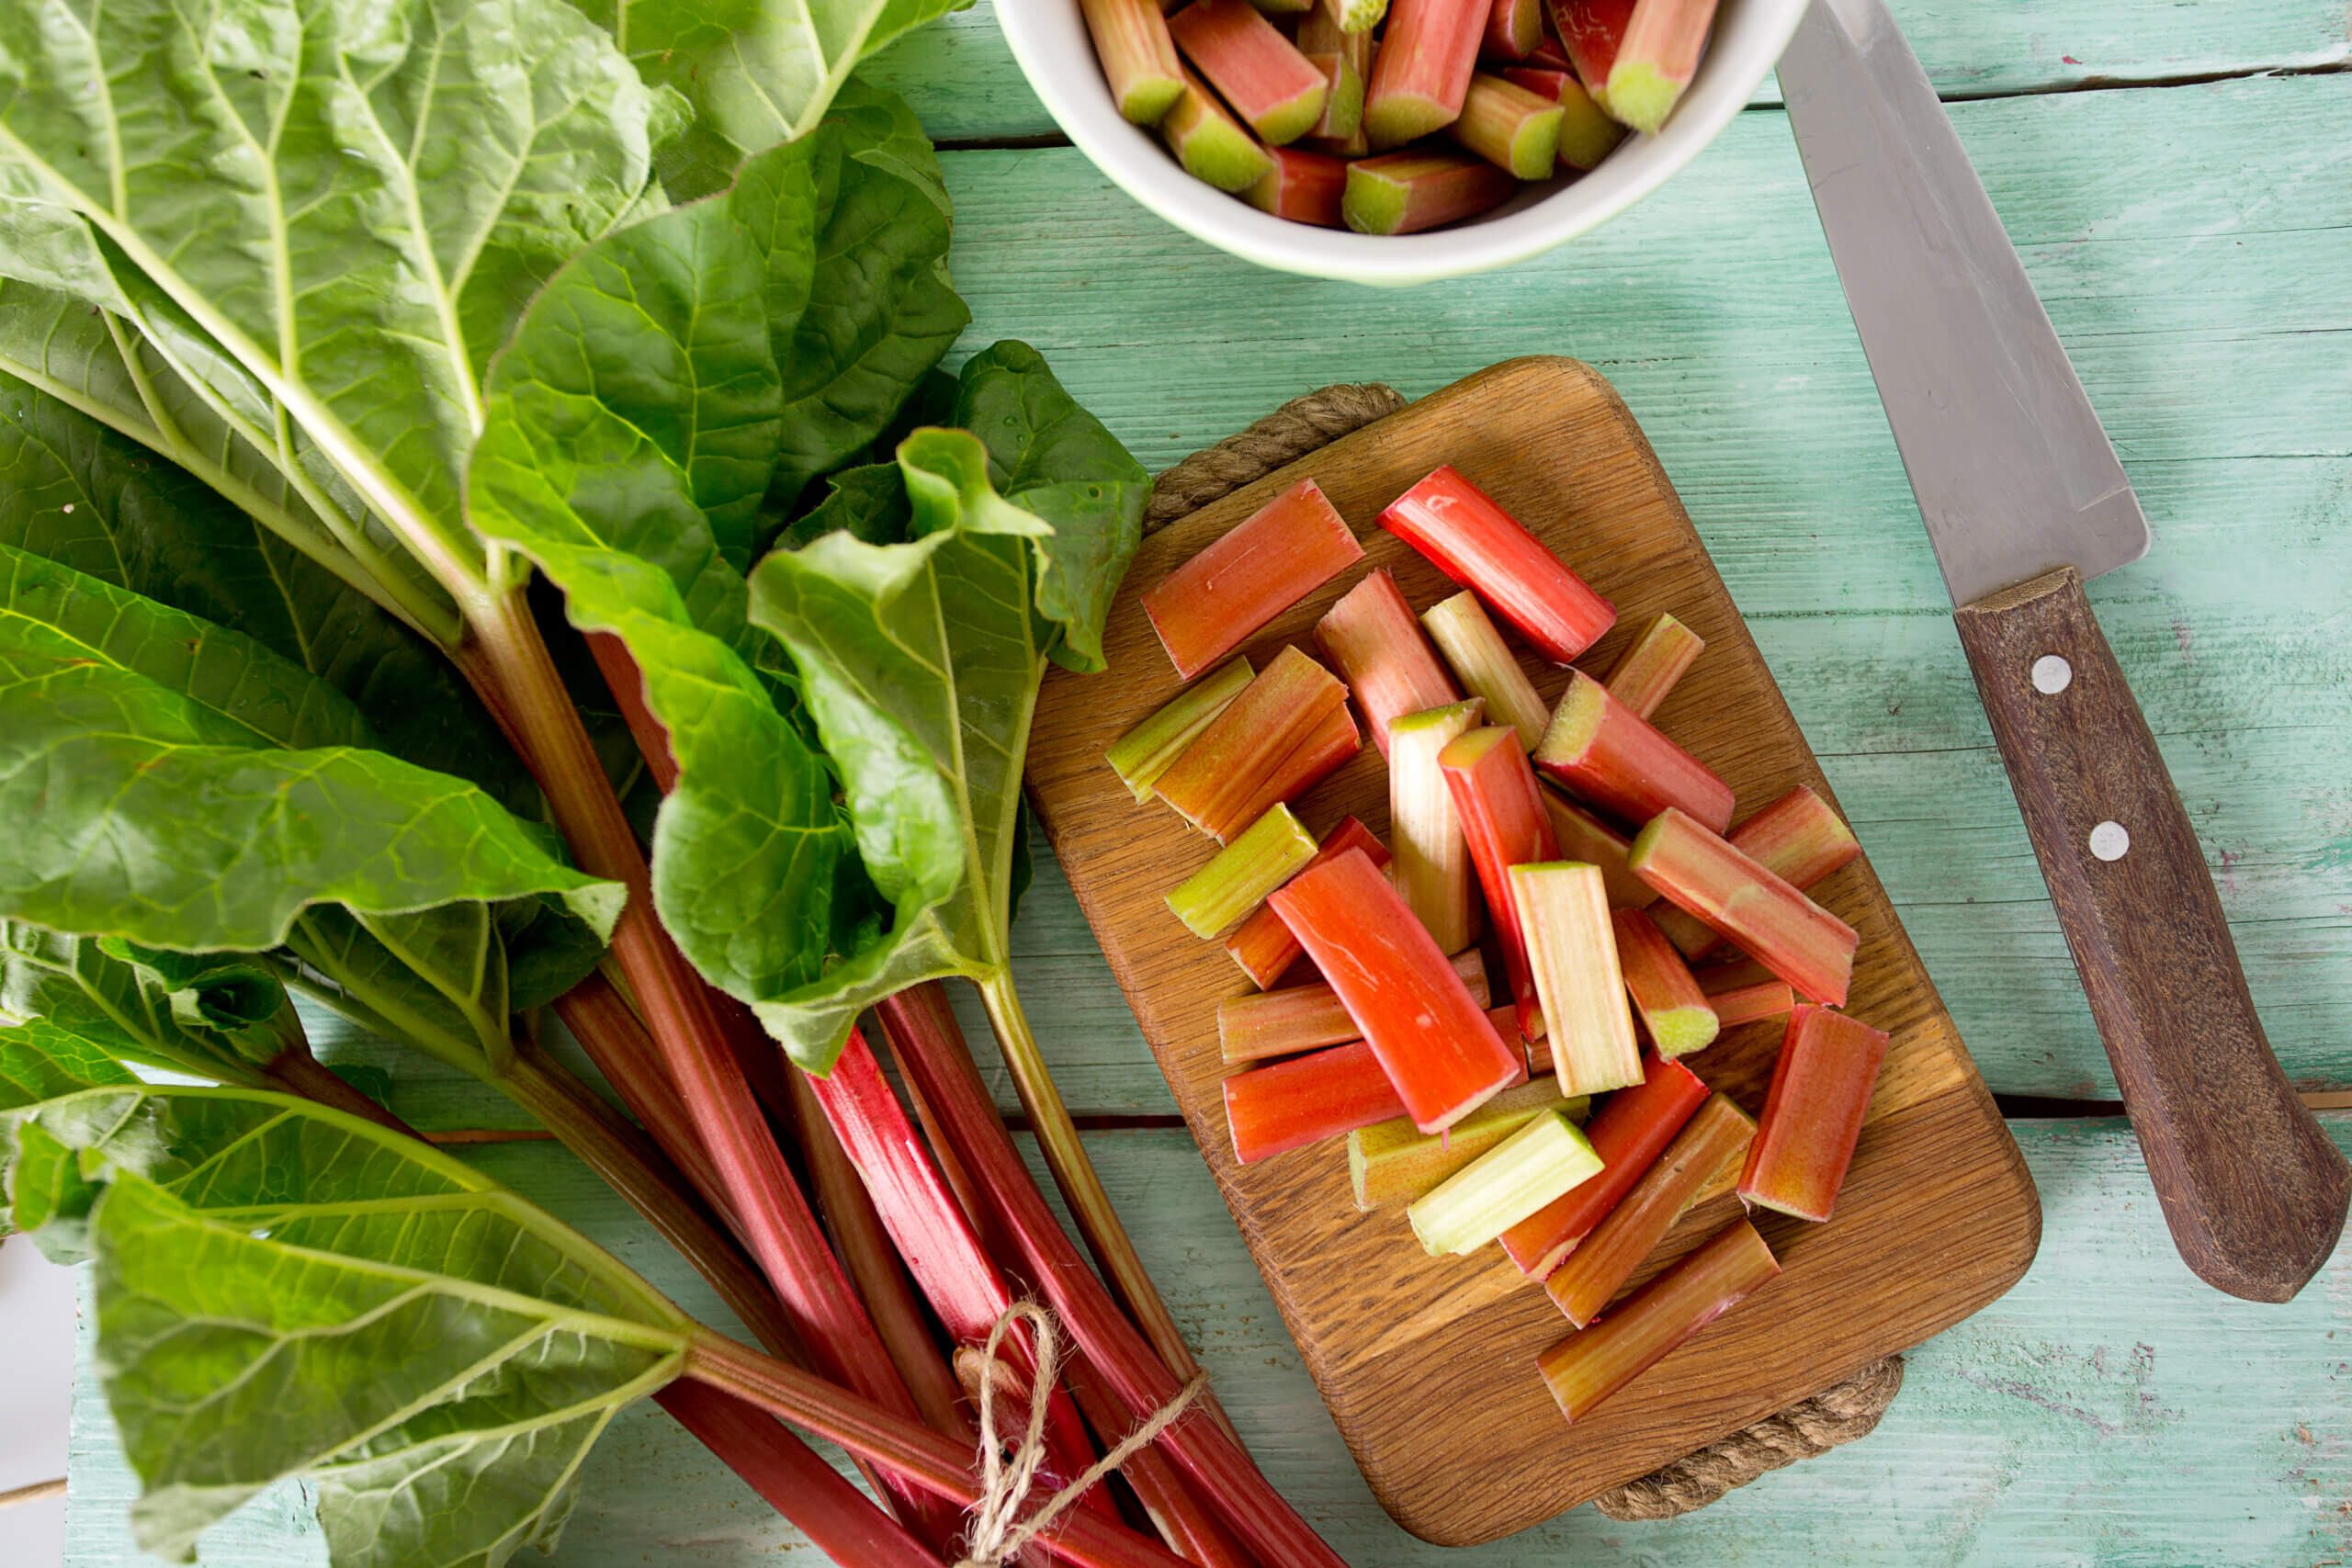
1546;0;1634;115
1161;66;1278;193
1611;906;1718;1057
1342;149;1518;234
1512;861;1644;1089
1363;0;1489;147
1155;645;1349;841
1533;669;1734;833
1600;610;1703;718
1540;788;1657;908
1601;0;1720;134
1655;784;1861;960
1269;848;1524;1134
1314;567;1462;759
1169;0;1330;145
1421;590;1550;750
1229;701;1362;836
1106;658;1255;804
1440;724;1561;1037
1499;65;1626;168
1224;815;1387;988
1449;72;1563;177
1299;6;1373;141
1221;948;1488;1064
1141;478;1362;681
1227;1038;1427;1163
1544;1093;1755;1326
1081;0;1188;124
1694;957;1794;1027
1380;465;1616;664
1629;807;1860;1008
1534;1217;1780;1425
1484;0;1545;59
1738;1005;1891;1222
1498;1050;1707;1275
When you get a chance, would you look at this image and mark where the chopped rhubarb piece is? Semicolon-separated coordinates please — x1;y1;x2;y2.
1421;590;1549;750
1301;51;1365;141
1513;862;1643;1092
1224;1039;1410;1163
1224;816;1388;988
1601;611;1703;718
1408;1108;1600;1255
1523;34;1573;71
1341;148;1516;235
1220;948;1487;1065
1318;0;1389;29
1484;0;1544;59
1160;66;1278;193
1363;0;1487;147
1169;0;1330;145
1534;669;1734;833
1227;700;1362;837
1498;1049;1706;1275
1604;0;1719;135
1500;65;1626;168
1349;1082;1586;1210
1301;3;1374;73
1541;788;1657;909
1155;644;1348;840
1389;700;1487;953
1694;958;1794;1028
1536;1217;1780;1424
1547;0;1634;116
1268;848;1524;1134
1546;1093;1755;1326
1141;477;1362;681
1303;122;1372;157
1316;569;1462;759
1381;466;1616;664
1167;803;1320;939
1106;657;1254;803
1081;0;1188;124
1739;1005;1891;1222
1245;146;1349;227
1441;725;1560;1036
1629;807;1859;1008
1656;784;1862;960
1448;73;1564;178
1611;907;1718;1057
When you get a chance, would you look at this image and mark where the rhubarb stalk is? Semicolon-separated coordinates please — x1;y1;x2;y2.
1107;658;1255;803
1484;0;1544;58
1162;67;1279;193
1694;958;1793;1027
1302;55;1366;142
1142;478;1361;681
1082;0;1189;124
1226;1038;1419;1163
1545;1093;1755;1326
1221;947;1488;1064
1269;848;1523;1134
1315;568;1462;759
1449;73;1564;178
1166;802;1320;939
1319;0;1389;30
1421;590;1550;750
1534;1217;1780;1425
1499;65;1626;168
1231;702;1361;835
1224;816;1387;988
1363;0;1488;147
1654;784;1861;959
1533;669;1734;833
1601;0;1720;134
1155;645;1349;840
1739;1004;1891;1222
1389;700;1487;953
1169;0;1331;146
1381;466;1616;663
1540;788;1657;908
1546;0;1633;115
1512;862;1644;1093
1629;807;1859;1007
1349;1081;1587;1209
1601;610;1703;718
1408;1109;1600;1254
1342;148;1518;234
1441;724;1561;1036
1611;906;1718;1057
1498;1049;1706;1275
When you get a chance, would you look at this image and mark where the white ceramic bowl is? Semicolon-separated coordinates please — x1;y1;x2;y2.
1000;0;1808;287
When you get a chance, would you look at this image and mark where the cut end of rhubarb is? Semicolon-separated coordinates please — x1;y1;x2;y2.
1305;51;1366;141
1535;671;1605;767
1329;0;1389;29
1163;73;1277;192
1602;59;1683;135
1643;1004;1719;1058
1363;94;1455;152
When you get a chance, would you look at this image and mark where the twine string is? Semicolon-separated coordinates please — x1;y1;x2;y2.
954;1301;1207;1568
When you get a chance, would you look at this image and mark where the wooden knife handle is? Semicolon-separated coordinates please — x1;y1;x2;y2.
1952;568;2347;1300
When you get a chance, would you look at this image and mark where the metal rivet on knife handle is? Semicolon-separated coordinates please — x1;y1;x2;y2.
2030;655;2073;694
2087;820;2130;862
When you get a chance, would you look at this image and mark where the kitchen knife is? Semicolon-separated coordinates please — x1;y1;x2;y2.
1776;0;2347;1301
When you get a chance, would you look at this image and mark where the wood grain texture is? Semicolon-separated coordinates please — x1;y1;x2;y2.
1023;357;2040;1542
63;1118;2352;1568
1953;569;2350;1300
936;73;2352;1100
865;0;2352;142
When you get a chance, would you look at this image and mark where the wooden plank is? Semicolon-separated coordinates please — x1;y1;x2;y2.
64;1118;2352;1566
862;2;2352;143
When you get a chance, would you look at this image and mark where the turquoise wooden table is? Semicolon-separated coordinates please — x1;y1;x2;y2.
62;2;2352;1562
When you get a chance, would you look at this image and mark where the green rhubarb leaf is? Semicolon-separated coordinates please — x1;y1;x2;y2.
0;547;623;952
0;0;681;593
1;922;285;1086
0;1018;138;1111
0;1085;695;1568
765;82;970;512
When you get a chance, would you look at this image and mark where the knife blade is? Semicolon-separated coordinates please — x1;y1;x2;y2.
1778;0;2347;1302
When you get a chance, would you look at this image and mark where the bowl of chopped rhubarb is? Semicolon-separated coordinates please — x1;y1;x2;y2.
1000;0;1808;285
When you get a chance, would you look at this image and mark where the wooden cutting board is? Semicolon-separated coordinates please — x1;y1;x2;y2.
1025;357;2041;1546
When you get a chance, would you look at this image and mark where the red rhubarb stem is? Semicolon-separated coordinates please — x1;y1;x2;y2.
1498;1050;1707;1275
1380;465;1615;664
1314;569;1460;760
1738;1004;1890;1223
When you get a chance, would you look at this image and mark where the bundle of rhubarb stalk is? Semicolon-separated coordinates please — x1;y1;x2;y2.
1080;0;1714;232
1112;464;1889;1425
